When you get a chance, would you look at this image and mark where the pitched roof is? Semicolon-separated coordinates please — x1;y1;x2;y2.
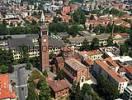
124;66;132;74
48;79;69;92
85;59;94;65
7;35;64;50
95;60;127;83
68;34;110;44
8;37;34;50
0;74;16;99
65;58;86;71
81;50;102;56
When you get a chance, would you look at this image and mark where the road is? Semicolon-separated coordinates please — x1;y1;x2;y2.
17;67;28;100
9;64;31;100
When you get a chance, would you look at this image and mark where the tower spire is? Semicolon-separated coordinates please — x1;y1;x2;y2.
40;10;45;23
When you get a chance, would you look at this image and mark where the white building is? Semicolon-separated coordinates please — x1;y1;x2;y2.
123;85;132;100
93;60;128;93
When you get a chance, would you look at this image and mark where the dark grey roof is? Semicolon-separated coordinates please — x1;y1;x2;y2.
8;37;34;50
57;32;69;38
49;37;64;48
68;34;110;44
7;35;64;50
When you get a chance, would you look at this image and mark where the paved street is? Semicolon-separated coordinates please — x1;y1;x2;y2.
9;64;31;100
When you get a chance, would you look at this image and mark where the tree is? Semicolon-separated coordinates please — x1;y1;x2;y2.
81;84;101;100
55;70;65;80
30;57;40;70
75;83;81;100
90;38;99;50
19;45;29;63
70;82;81;100
37;79;51;100
89;15;95;20
32;20;37;25
49;22;68;33
0;24;8;35
8;65;14;73
81;84;91;95
25;62;32;70
27;81;39;100
0;65;8;74
96;75;119;100
72;9;86;24
119;44;128;56
80;39;90;51
107;36;113;46
43;70;48;77
0;49;13;65
68;25;79;37
27;69;51;100
52;16;62;23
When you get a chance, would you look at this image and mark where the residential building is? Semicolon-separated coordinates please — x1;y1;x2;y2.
0;74;16;100
124;66;132;83
78;50;103;61
112;56;132;66
48;79;69;99
113;33;129;44
93;60;128;93
123;85;132;100
68;34;110;47
99;46;120;57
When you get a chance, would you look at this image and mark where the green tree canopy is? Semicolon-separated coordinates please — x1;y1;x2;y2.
37;79;51;100
0;65;8;74
96;75;119;100
90;38;99;50
19;45;29;63
27;70;51;100
80;39;90;51
72;9;86;24
0;49;14;65
49;22;68;33
55;69;65;80
107;36;113;46
119;44;128;56
68;25;80;37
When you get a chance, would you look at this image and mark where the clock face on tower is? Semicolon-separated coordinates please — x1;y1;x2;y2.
43;46;47;52
43;39;46;42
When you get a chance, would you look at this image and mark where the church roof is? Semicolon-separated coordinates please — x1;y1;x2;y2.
7;34;64;50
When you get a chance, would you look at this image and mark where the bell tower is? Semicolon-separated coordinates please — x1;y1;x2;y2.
39;11;49;71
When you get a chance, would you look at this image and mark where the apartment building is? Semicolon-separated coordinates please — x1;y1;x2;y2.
93;60;128;93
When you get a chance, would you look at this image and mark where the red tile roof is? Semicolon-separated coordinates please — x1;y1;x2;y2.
113;33;129;38
65;58;86;71
105;57;119;68
0;74;16;99
124;66;132;74
80;50;102;56
85;59;94;65
95;60;127;83
48;79;69;92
